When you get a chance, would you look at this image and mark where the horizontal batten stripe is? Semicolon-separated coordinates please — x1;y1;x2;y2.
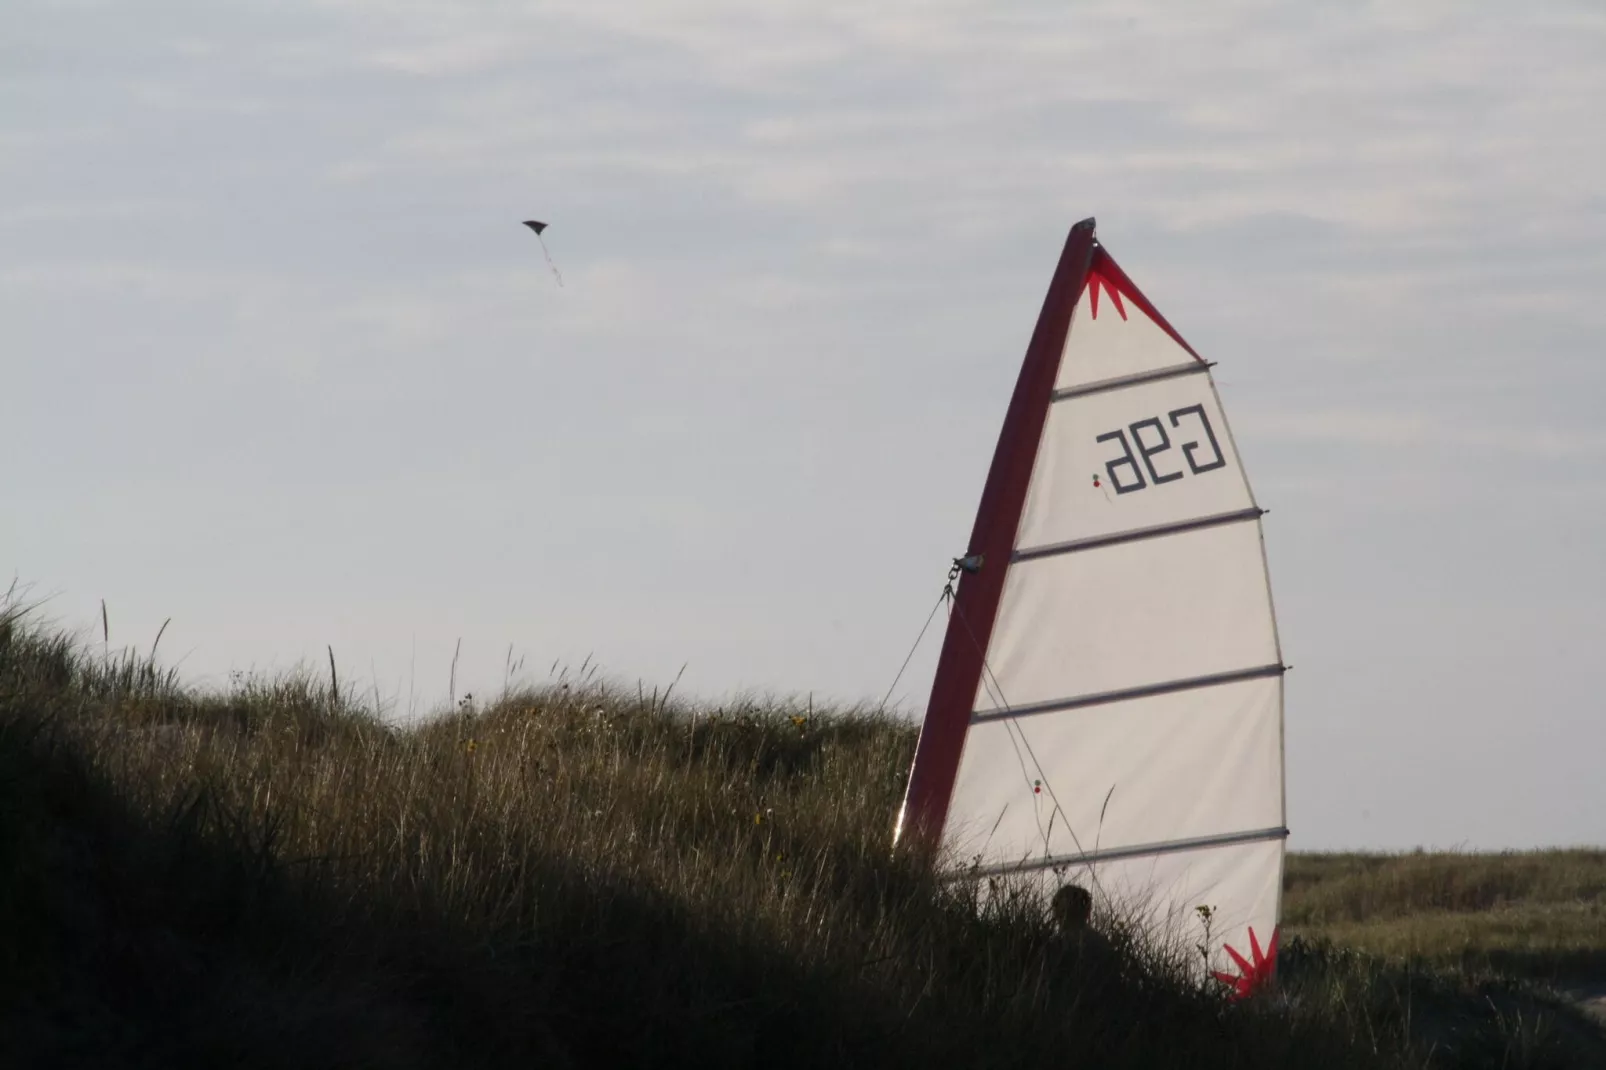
971;663;1286;725
948;826;1289;881
1013;507;1266;563
1052;360;1213;402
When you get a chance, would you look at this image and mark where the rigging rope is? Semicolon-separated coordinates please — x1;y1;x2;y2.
878;558;1110;905
873;552;987;716
947;594;1109;902
875;586;949;715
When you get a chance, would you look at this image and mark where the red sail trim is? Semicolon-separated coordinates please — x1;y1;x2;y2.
1086;271;1127;321
893;217;1099;851
1212;925;1279;1000
1087;245;1204;362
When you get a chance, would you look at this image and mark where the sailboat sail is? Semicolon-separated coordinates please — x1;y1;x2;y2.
895;217;1286;993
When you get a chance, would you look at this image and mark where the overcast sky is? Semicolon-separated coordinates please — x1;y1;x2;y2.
4;1;1603;851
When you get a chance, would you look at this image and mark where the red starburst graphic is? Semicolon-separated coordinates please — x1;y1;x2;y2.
1085;268;1128;321
1212;925;1278;1000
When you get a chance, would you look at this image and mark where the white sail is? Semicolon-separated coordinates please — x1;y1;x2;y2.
897;219;1286;995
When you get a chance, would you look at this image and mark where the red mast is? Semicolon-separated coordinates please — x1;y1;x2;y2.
894;217;1099;851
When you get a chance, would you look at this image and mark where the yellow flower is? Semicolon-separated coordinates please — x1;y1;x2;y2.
462;738;478;754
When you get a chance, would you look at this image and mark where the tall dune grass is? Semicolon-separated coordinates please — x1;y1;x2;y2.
2;597;1601;1068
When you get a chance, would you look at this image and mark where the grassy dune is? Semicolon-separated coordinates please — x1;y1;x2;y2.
2;600;1603;1068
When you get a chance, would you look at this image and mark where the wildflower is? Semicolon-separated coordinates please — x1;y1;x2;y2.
790;715;807;728
462;738;478;754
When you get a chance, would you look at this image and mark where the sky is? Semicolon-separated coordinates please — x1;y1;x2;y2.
3;1;1603;851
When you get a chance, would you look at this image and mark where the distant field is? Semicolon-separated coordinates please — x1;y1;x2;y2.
1285;850;1606;981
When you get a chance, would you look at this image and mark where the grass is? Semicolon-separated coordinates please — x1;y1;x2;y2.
2;597;1604;1068
1285;851;1606;982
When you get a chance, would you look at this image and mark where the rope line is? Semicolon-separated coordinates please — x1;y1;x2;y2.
536;235;564;286
876;586;949;714
881;557;1110;905
947;595;1108;902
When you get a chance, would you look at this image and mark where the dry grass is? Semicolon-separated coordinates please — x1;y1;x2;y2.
1285;851;1606;982
2;597;1603;1068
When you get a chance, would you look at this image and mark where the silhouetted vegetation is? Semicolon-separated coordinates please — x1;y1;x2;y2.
2;596;1602;1067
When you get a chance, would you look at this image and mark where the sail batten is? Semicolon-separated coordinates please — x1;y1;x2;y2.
896;219;1287;994
1052;359;1214;401
1013;505;1266;561
950;825;1291;880
969;662;1286;724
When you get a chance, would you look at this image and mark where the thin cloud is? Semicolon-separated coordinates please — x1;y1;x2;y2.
4;0;1605;850
1251;409;1606;460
